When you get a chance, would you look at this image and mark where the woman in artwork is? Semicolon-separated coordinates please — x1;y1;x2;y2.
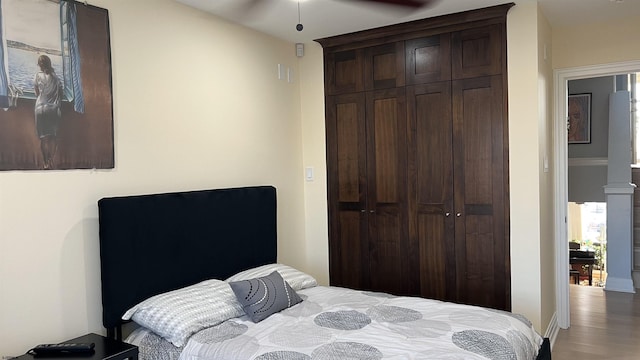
34;54;63;169
568;96;588;143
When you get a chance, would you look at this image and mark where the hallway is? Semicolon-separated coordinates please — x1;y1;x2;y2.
552;285;640;359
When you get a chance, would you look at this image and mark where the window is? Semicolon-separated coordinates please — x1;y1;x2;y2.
2;0;83;112
4;0;63;98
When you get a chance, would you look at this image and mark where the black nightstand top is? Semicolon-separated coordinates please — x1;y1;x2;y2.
16;333;138;360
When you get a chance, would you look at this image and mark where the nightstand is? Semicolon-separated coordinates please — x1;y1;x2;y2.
15;333;138;360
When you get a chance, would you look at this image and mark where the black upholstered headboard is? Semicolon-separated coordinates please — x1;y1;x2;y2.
98;185;277;337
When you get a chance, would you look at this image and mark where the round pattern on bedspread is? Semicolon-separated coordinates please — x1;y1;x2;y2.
191;321;248;343
314;310;371;330
255;351;312;360
311;342;383;360
366;305;422;323
387;319;451;338
452;330;516;360
269;322;333;347
139;331;182;360
448;310;511;330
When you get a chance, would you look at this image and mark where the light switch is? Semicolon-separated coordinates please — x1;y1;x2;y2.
305;167;314;181
543;155;549;173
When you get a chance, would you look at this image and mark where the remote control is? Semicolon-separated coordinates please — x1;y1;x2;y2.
30;342;95;356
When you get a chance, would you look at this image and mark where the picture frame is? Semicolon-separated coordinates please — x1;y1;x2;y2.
568;93;591;144
0;0;113;171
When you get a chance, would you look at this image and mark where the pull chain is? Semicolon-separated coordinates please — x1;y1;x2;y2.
296;1;303;31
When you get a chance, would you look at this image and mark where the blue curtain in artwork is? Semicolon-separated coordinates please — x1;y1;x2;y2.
0;0;10;109
66;2;84;113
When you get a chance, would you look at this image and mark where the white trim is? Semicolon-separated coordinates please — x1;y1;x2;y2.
544;311;559;350
604;276;637;293
553;66;571;330
567;157;608;167
553;60;640;330
633;270;640;289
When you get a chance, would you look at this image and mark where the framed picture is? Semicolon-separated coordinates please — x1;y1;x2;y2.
0;0;113;171
568;93;591;144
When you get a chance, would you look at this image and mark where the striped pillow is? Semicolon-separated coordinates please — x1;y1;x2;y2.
122;279;243;347
225;263;318;291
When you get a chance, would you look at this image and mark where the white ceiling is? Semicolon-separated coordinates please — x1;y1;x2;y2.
175;0;640;43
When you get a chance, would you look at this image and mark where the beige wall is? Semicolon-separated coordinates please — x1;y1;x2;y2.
506;1;547;332
299;43;330;286
0;0;306;355
552;15;640;70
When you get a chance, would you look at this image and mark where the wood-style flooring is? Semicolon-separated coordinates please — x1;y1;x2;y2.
552;284;640;360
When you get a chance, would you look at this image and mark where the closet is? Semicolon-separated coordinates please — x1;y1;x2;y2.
317;3;513;311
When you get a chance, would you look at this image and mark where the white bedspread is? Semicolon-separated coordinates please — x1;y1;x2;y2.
127;286;543;360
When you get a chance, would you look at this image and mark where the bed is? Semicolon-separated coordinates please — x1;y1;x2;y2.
98;185;552;360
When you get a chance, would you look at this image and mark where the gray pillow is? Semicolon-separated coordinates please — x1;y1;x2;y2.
229;270;302;322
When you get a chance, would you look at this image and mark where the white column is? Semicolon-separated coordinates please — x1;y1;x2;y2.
604;90;636;293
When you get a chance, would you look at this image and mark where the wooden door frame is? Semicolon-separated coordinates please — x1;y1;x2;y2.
553;60;640;329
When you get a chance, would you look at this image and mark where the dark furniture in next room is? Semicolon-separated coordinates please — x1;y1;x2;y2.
570;249;596;286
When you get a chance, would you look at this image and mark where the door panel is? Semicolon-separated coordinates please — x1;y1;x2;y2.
326;93;368;289
366;88;409;295
406;34;451;85
365;42;406;90
452;24;503;80
452;75;509;310
325;50;364;95
407;82;455;300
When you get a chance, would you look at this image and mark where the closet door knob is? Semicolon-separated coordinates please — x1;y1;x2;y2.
369;210;375;213
361;209;366;213
445;212;451;217
456;213;462;217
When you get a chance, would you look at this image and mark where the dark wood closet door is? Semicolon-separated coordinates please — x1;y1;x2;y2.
405;34;451;85
365;87;409;295
407;82;456;301
364;42;406;90
452;75;509;310
325;49;364;95
452;24;503;80
325;93;368;289
320;4;512;311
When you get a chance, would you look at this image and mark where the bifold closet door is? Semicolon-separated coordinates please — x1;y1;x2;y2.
325;88;410;295
365;87;409;295
452;75;510;311
325;93;368;290
407;82;456;302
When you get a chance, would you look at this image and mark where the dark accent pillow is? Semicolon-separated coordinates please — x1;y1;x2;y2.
229;270;302;322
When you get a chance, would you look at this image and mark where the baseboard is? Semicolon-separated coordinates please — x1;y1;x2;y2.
544;311;559;350
604;276;636;293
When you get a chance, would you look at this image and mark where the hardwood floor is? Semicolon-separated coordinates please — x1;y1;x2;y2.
552;284;640;360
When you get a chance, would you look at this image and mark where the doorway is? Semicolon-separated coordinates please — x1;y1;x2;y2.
568;202;607;287
554;60;640;330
